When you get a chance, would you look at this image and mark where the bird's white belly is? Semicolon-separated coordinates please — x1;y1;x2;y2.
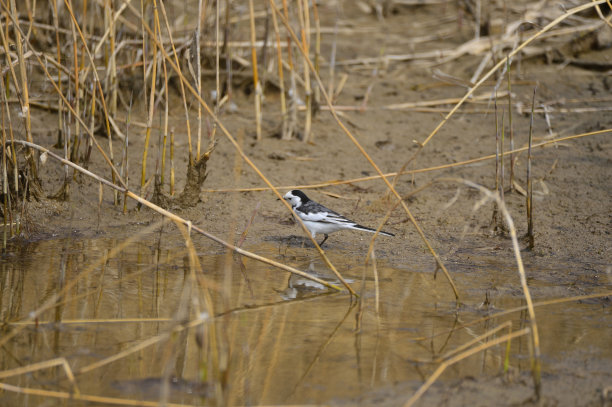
302;220;343;236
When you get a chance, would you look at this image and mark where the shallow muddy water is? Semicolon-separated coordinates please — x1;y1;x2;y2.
1;236;610;405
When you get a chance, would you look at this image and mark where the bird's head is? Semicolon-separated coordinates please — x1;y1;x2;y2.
283;189;310;209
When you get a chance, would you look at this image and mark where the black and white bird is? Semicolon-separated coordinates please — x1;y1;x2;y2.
283;189;394;246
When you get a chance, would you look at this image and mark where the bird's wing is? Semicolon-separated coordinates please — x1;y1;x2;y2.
298;209;355;225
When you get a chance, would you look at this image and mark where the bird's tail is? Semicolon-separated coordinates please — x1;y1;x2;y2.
352;224;394;237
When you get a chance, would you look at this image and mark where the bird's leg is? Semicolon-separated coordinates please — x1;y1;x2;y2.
319;234;329;246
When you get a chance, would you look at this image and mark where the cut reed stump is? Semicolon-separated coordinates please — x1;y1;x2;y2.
153;141;215;209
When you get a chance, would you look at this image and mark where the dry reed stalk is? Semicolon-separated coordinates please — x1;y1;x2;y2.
84;77;96;168
383;90;510;111
281;0;297;140
69;26;80;166
97;181;103;229
404;328;530;407
1;83;8;248
9;0;37;184
0;381;191;407
269;0;287;138
10;317;173;325
215;0;220;113
0;66;17;240
0;357;80;395
500;112;505;202
159;57;169;185
121;96;131;213
170;129;175;195
152;3;169;191
297;0;312;142
311;0;321;109
492;96;500;228
270;1;458;299
156;0;193;166
527;87;536;249
371;250;380;315
248;0;262;141
327;3;339;99
161;129;167;186
51;0;63;148
507;57;515;192
437;320;513;363
196;0;203;157
139;0;148;109
105;0;117;118
202;128;612;194
140;1;160;193
443;177;542;397
222;0;233;111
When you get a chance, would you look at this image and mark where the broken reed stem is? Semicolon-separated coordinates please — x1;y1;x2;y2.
1;81;8;248
279;0;296;140
311;0;321;108
51;0;63;148
371;250;380;315
527;86;536;249
160;50;169;189
493;96;499;209
107;0;117;118
327;4;339;99
248;0;262;141
156;0;193;167
500;112;505;202
170;129;175;195
85;79;96;169
121;95;131;213
507;56;515;191
214;0;220;115
270;2;287;138
161;131;167;186
70;23;80;167
10;0;37;182
223;0;233;111
141;0;160;192
297;0;312;143
196;0;203;159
